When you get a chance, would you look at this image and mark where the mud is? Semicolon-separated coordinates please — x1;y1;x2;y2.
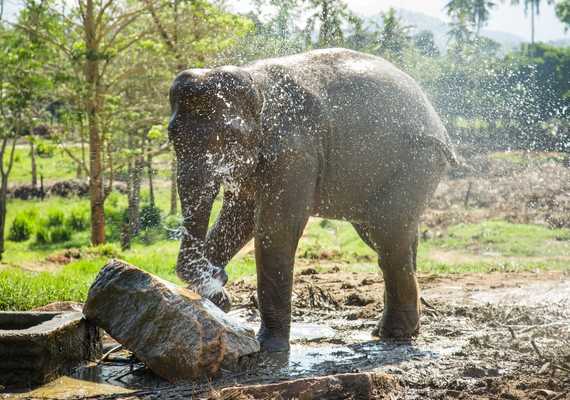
4;269;569;399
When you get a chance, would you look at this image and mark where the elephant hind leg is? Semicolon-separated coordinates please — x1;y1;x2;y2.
365;145;446;340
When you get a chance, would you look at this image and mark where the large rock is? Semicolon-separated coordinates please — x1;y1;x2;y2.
83;260;259;382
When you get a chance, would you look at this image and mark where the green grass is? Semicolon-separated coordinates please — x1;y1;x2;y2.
1;217;568;310
2;147;569;311
6;145;79;185
427;220;570;257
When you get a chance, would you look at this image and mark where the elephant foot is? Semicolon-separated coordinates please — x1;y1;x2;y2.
257;328;290;352
208;287;232;313
373;307;420;340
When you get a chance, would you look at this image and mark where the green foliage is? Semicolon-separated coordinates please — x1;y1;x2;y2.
8;214;34;242
66;206;89;231
86;243;122;259
35;140;56;158
557;0;570;29
49;226;72;243
140;204;162;230
163;214;183;240
35;226;50;245
376;8;412;65
45;209;65;228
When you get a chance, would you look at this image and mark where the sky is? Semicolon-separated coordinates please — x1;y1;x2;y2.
232;0;569;42
2;0;569;42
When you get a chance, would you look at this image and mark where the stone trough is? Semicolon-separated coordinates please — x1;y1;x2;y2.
0;311;102;388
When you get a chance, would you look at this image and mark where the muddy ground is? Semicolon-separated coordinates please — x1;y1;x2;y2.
10;267;569;400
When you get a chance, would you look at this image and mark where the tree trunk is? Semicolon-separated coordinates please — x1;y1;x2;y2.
531;2;535;45
131;156;143;233
127;131;142;236
85;0;105;245
0;176;8;262
0;136;17;261
147;143;155;207
169;153;177;215
30;140;37;188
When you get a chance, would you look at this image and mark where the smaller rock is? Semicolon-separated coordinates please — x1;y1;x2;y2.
345;292;374;307
299;267;318;276
360;278;376;286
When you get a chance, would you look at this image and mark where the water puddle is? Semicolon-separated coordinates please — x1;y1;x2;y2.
4;312;468;398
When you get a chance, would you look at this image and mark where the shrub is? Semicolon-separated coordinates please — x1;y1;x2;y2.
49;226;72;243
36;141;56;158
8;215;34;242
45;209;65;228
67;207;89;231
140;204;161;230
87;243;121;258
35;227;50;245
163;215;183;240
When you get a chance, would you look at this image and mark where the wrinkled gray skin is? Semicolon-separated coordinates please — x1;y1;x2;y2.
169;48;457;352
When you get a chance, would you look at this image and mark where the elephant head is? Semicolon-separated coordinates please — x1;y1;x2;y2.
168;67;262;311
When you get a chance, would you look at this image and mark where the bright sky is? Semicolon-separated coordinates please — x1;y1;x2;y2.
3;0;568;42
232;0;569;42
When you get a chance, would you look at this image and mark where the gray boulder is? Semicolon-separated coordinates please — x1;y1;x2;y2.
83;260;259;382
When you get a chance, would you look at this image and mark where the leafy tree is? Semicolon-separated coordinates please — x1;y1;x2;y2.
141;0;252;216
304;0;354;48
510;0;555;44
556;0;570;30
0;22;51;260
414;30;440;57
376;8;412;64
446;0;495;35
447;12;474;59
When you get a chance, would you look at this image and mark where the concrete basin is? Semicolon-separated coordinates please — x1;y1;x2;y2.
0;311;102;388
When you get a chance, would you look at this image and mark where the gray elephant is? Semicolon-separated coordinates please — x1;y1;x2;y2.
168;48;457;352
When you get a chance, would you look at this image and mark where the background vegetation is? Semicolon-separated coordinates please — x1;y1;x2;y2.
0;0;568;310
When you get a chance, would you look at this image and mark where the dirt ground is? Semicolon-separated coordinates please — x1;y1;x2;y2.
12;267;569;400
224;266;570;400
426;151;570;229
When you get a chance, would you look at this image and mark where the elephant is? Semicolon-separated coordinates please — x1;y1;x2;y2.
168;48;457;353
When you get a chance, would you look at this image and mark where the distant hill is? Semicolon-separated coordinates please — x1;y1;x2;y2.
359;8;526;53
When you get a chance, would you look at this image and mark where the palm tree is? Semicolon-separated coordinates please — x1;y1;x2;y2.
510;0;555;44
472;0;496;34
445;0;496;35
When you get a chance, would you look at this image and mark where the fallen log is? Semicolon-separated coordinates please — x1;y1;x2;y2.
83;259;259;382
216;372;399;400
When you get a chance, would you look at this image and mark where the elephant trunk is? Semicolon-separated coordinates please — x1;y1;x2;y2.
175;159;226;297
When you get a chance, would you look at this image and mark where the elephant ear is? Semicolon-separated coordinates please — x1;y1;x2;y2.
209;66;263;121
260;65;329;165
261;65;329;134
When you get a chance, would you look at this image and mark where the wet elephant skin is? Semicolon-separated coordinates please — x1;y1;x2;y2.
168;48;457;352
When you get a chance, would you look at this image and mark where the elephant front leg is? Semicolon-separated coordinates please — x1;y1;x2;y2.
201;189;255;311
254;169;316;352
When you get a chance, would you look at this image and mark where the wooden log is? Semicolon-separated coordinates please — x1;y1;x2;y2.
217;372;399;400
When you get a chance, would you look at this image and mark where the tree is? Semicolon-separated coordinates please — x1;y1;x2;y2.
0;22;51;260
414;30;439;57
447;12;474;59
18;0;154;245
141;0;252;217
510;0;555;44
376;8;412;64
556;0;570;30
304;0;354;48
445;0;495;35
